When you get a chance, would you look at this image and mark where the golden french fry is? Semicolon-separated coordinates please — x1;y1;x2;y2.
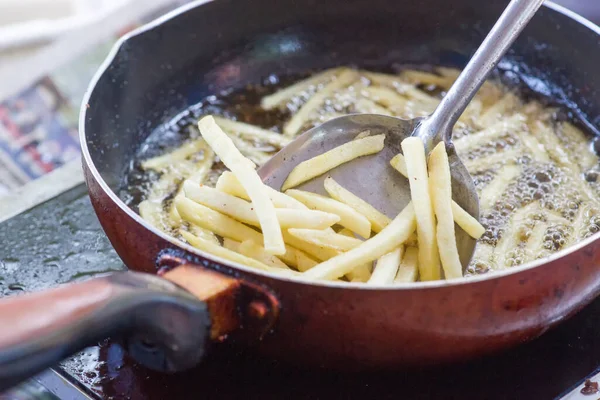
303;203;416;280
199;116;285;255
261;68;342;110
184;181;339;230
238;240;290;269
428;142;462;279
216;171;306;210
287;228;363;252
337;229;372;282
286;189;372;238
212;116;291;147
390;152;484;239
368;247;404;285
324;177;390;232
281;134;385;191
394;246;419;283
284;69;358;136
401;137;440;281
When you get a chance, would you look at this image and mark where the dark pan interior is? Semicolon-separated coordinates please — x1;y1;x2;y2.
82;0;600;192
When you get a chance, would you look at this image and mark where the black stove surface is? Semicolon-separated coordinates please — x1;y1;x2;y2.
1;184;600;399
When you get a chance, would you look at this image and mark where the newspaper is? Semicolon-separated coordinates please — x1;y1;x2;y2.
0;0;190;196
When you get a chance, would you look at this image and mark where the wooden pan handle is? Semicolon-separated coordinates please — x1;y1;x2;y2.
0;271;211;392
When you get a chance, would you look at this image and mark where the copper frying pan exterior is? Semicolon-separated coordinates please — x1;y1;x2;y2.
81;0;600;368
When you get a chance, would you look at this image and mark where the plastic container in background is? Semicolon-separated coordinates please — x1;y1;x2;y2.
0;0;136;50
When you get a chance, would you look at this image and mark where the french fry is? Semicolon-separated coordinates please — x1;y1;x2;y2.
223;238;289;269
354;98;393;116
401;137;440;281
405;232;419;247
479;163;520;211
479;92;520;127
295;251;319;272
179;196;308;268
337;229;372;282
199;116;285;255
187;224;219;245
223;237;241;252
428;142;462;279
287;228;363;252
180;231;273;272
226;135;269;166
282;231;340;261
362;71;439;110
281;134;385;191
354;130;371;140
303;203;416;280
216;171;306;210
238;240;290;269
454;114;525;154
176;196;263;244
362;85;409;111
324;177;390;232
184;181;339;229
261;67;342;110
389;153;408;176
394;246;419;283
226;238;298;268
141;139;209;171
212;116;291;147
284;69;358;136
450;202;485;239
400;69;454;89
139;200;166;231
464;147;522;173
286;189;372;238
390;152;484;239
368;247;403;285
167;142;215;225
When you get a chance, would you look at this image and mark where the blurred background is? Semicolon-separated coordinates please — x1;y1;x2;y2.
0;0;598;198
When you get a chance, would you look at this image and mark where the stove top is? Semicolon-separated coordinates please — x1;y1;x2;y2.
1;163;600;399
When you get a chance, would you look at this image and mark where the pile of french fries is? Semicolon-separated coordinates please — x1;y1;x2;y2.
164;115;484;283
138;66;599;279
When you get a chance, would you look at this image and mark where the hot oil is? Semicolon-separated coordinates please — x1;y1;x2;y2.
121;67;600;276
121;74;300;212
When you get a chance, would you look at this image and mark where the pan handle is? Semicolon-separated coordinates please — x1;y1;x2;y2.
0;271;211;392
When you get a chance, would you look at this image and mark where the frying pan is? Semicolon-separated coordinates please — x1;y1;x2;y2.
2;0;600;392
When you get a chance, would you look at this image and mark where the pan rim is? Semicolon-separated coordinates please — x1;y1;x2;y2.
79;0;600;291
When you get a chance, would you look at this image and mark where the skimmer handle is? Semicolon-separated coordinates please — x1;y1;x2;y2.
420;0;545;146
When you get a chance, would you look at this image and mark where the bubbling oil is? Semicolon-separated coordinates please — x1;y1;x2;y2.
122;67;600;277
